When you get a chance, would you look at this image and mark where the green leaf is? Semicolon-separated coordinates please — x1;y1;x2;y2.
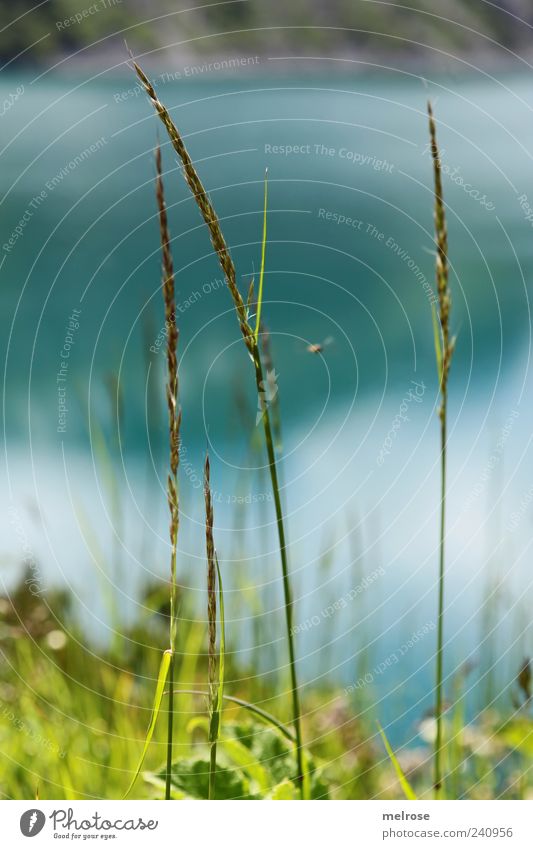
230;720;329;799
497;719;533;756
254;170;268;342
377;721;417;801
221;737;269;792
153;756;252;800
123;649;172;798
271;778;297;799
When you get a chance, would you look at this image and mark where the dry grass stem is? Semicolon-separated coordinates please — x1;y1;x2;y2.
428;101;454;799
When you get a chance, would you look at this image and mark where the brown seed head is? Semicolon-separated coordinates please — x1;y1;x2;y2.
427;101;454;403
136;61;254;354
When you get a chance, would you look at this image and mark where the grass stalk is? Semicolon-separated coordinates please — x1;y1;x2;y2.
155;144;181;800
133;59;305;795
428;101;455;799
252;348;304;774
204;454;226;800
205;454;218;799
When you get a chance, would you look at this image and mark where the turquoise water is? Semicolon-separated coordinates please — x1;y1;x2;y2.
2;70;533;745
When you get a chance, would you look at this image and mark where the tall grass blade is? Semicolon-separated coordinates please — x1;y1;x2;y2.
254;170;268;342
123;649;172;798
377;721;417;801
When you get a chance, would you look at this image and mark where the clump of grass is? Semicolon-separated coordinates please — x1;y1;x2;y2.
428;101;455;799
155;143;181;800
133;59;305;795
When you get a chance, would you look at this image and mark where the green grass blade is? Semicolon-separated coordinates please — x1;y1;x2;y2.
123;649;172;798
209;555;225;743
377;721;417;801
301;748;311;801
254;170;268;342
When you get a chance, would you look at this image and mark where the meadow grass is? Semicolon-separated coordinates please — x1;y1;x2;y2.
1;577;530;800
132;58;306;796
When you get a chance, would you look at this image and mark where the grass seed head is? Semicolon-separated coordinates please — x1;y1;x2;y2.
427;101;454;404
136;61;254;354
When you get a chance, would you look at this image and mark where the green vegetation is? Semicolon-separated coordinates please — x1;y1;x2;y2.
1;575;531;799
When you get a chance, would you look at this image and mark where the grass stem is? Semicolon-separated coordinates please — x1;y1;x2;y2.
155;143;180;800
427;101;455;799
435;396;447;799
253;348;304;793
209;741;217;800
165;653;174;799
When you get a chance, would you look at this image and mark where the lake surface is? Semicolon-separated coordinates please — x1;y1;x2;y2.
2;69;533;745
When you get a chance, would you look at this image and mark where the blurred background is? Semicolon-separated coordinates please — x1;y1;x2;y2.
1;0;533;799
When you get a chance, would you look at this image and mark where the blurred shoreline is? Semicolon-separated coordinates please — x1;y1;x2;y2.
3;0;533;77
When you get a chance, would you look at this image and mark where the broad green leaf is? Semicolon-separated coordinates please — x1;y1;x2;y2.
231;720;329;799
271;778;297;799
498;719;533;756
154;756;252;800
254;171;268;342
221;737;269;792
123;649;172;798
377;721;417;801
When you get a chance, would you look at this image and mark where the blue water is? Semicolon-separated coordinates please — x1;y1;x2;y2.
2;70;533;745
